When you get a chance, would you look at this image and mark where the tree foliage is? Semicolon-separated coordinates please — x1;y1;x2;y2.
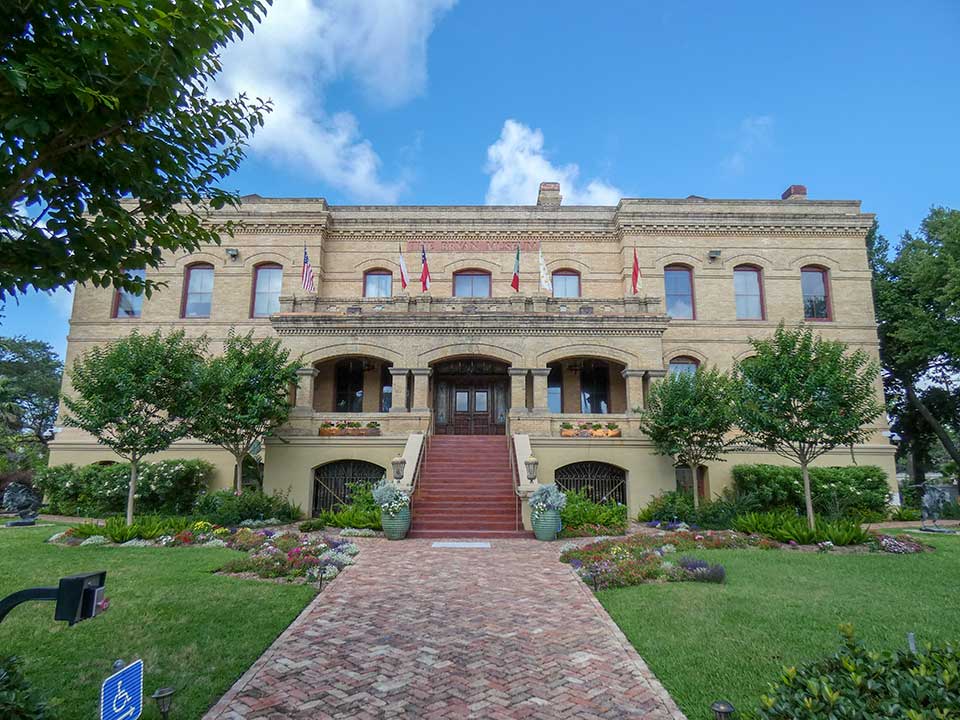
62;330;205;522
187;331;299;491
0;0;272;299
0;335;62;444
736;324;883;528
867;210;960;472
639;366;737;509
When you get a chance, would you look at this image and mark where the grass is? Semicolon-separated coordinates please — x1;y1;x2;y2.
0;524;316;720
598;533;960;720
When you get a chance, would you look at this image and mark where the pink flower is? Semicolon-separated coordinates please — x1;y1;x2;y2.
694;535;704;541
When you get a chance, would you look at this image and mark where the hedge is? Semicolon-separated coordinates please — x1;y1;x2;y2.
731;464;890;518
34;459;214;516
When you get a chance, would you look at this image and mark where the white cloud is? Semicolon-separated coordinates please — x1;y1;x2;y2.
484;120;622;205
721;115;774;176
216;0;455;202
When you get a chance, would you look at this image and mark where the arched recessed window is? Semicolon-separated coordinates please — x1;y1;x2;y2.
801;265;832;320
363;269;392;298
733;264;765;320
112;268;145;318
664;264;695;319
251;263;283;317
579;360;610;414
453;270;491;298
552;270;581;298
181;263;214;318
668;356;700;376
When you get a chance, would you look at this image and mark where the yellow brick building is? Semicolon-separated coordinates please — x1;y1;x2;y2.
49;182;895;533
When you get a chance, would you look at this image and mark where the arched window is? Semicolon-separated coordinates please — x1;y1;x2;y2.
363;269;392;298
668;356;700;376
733;264;764;320
181;262;214;318
579;360;610;414
112;268;145;318
555;461;626;505
552;269;581;298
334;359;366;413
313;460;385;515
801;265;832;320
453;269;491;297
664;264;695;319
251;263;282;317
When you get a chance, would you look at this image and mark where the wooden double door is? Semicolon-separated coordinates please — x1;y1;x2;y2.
434;363;508;435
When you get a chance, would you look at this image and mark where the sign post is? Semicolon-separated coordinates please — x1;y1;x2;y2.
100;659;143;720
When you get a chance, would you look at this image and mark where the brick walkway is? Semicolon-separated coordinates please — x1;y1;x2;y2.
204;538;685;720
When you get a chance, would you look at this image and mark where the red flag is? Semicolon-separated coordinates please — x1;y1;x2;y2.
397;243;409;290
631;247;641;295
510;245;520;291
420;244;431;292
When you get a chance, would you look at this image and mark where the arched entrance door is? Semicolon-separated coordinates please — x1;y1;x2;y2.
433;358;509;435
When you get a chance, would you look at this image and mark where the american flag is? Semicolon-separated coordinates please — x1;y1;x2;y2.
301;245;316;293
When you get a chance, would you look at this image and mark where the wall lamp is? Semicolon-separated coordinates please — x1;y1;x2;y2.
225;248;240;260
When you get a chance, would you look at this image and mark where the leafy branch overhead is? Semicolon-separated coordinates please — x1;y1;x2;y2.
0;0;273;299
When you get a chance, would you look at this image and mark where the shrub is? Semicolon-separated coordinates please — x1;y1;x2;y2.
757;626;960;719
638;490;695;523
731;464;890;519
194;488;300;526
890;506;922;522
372;480;409;517
561;489;628;533
34;459;213;516
300;482;382;530
637;490;756;530
66;522;104;539
529;484;566;515
104;516;139;543
0;656;51;720
732;511;871;546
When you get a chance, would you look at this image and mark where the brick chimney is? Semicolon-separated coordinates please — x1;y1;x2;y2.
781;184;807;201
537;182;562;207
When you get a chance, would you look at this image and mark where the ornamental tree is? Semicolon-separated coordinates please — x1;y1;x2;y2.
187;332;299;492
62;330;206;524
1;0;272;299
736;324;883;529
640;366;737;509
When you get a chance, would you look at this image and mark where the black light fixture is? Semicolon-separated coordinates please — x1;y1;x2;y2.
152;687;175;720
710;700;736;719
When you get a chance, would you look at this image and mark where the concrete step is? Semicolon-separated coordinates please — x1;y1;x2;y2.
407;529;533;539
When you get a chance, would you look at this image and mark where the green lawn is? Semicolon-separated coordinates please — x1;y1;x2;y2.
0;524;316;720
599;533;960;720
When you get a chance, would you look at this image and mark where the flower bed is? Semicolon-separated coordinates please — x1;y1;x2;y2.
318;421;381;437
559;421;622;438
49;523;361;587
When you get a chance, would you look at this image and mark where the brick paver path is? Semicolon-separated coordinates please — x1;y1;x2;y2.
204;538;685;720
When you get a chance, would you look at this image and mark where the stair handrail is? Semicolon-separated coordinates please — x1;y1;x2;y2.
509;433;521;532
410;432;428;500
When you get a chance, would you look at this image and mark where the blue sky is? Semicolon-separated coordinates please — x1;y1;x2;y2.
3;0;958;358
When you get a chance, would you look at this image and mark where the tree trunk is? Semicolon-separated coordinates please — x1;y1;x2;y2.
126;459;138;526
689;462;699;510
800;457;815;530
906;382;960;466
234;452;244;493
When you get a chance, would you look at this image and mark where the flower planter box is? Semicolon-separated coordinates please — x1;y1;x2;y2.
559;427;621;438
318;427;382;437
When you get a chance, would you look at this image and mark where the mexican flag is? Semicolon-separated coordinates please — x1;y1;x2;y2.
511;245;520;291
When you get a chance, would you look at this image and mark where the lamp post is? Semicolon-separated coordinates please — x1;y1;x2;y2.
710;700;736;719
152;687;175;720
391;456;406;483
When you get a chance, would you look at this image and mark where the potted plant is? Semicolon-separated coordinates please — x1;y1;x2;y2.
590;423;605;437
577;422;593;437
529;484;567;541
374;479;410;540
606;422;621;438
364;421;382;436
319;421;337;437
560;422;576;438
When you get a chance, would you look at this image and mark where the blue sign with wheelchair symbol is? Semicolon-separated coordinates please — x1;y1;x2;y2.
101;659;143;720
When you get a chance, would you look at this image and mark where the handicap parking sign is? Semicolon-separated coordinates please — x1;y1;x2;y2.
100;659;143;720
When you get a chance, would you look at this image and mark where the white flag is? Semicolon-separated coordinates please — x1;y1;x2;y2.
397;243;410;290
538;247;552;292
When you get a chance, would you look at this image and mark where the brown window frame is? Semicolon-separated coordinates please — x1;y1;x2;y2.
362;269;393;298
733;264;766;321
551;269;581;298
111;268;146;319
800;265;833;321
664;264;696;320
668;355;700;376
180;262;215;319
452;269;492;298
250;262;283;318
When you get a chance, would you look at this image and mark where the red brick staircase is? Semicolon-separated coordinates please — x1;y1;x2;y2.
409;435;532;539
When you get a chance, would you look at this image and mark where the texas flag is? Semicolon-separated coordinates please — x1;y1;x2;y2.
511;245;520;291
420;244;431;292
397;243;410;290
